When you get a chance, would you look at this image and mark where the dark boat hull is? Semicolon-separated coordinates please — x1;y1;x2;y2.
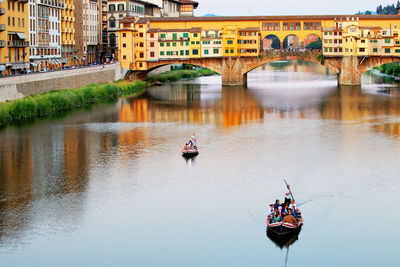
182;151;198;158
267;223;302;247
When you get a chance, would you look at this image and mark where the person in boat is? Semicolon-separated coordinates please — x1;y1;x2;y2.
273;199;280;211
184;143;188;151
273;210;281;223
282;209;298;225
284;184;292;207
268;204;274;217
281;204;289;217
191;133;197;147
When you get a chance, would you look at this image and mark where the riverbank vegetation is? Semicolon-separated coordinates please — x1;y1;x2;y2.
0;80;147;129
375;63;400;77
146;69;218;83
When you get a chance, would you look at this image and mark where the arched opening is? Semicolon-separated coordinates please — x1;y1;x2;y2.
262;34;281;51
304;34;322;51
283;34;301;50
363;61;400;85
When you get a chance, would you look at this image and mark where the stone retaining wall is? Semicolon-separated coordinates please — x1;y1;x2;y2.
0;63;123;102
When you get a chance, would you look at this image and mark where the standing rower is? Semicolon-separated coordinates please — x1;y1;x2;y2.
284;184;292;207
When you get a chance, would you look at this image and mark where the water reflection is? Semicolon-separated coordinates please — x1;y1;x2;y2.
0;61;400;265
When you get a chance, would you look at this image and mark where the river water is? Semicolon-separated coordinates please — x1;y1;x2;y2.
0;61;399;266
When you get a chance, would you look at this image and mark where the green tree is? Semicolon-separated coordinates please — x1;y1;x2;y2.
306;41;322;50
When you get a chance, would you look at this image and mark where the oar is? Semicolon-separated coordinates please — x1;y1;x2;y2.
283;179;295;204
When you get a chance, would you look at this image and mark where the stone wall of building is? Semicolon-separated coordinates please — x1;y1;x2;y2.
0;63;123;102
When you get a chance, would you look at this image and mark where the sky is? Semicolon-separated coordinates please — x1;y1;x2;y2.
194;0;398;16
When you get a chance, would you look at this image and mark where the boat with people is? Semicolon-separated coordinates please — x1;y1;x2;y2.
266;180;303;244
182;133;198;158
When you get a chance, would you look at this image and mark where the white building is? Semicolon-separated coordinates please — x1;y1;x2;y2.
29;0;63;71
84;0;99;63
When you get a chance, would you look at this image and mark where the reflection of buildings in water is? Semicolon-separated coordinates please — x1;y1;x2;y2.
147;83;202;104
321;86;400;137
63;127;92;194
221;87;264;127
0;131;33;243
119;86;264;128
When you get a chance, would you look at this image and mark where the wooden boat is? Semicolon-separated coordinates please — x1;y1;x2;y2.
182;146;198;158
266;210;303;242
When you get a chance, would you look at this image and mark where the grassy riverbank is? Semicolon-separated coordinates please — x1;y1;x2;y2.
0;80;147;129
146;69;218;83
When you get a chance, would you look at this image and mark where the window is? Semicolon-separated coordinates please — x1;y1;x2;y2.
395;49;400;53
172;42;176;46
160;51;164;56
122;55;126;59
230;49;234;53
118;4;124;11
122;33;126;37
359;48;365;52
196;41;200;44
204;49;209;55
192;49;199;55
373;48;378;53
166;42;170;47
213;48;219;54
122;43;126;48
185;50;189;55
139;33;143;37
150;42;155;47
109;19;115;28
193;33;198;37
180;50;184;56
173;33;177;40
160;42;164;47
150;33;154;38
160;33;166;38
183;33;189;38
109;4;115;11
385;48;391;53
283;23;288;31
385;39;391;43
140;52;144;58
227;40;233;44
225;49;229;53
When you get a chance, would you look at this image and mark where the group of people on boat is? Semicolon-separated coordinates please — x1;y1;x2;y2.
267;185;302;225
183;133;197;151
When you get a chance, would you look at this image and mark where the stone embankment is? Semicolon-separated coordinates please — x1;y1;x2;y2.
0;63;125;102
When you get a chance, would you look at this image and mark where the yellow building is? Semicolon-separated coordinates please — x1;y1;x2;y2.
61;0;76;66
189;27;201;58
238;27;260;57
222;26;238;57
146;28;159;61
323;17;400;57
0;0;29;75
118;16;136;69
135;19;148;70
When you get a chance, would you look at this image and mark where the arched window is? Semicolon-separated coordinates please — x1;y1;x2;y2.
109;4;115;11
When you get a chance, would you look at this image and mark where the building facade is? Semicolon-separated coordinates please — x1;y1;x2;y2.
0;0;30;75
61;0;75;66
322;18;400;57
29;0;63;71
83;0;99;64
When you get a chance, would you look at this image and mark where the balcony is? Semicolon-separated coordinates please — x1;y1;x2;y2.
0;24;5;31
8;40;29;47
0;7;5;15
0;40;5;47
